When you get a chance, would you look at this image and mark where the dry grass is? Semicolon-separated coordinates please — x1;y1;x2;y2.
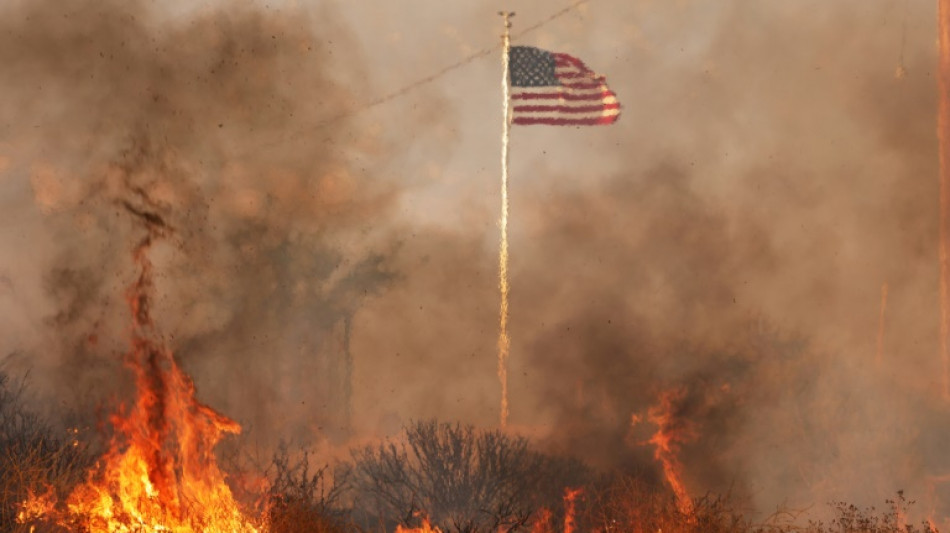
0;372;90;532
575;475;749;533
572;476;938;533
264;445;353;533
1;379;941;533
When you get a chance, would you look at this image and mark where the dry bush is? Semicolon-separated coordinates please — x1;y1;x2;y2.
577;476;938;533
264;445;353;533
577;474;754;533
0;372;91;532
341;420;591;533
803;492;939;533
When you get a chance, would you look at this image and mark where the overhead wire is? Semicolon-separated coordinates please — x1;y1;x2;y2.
0;1;594;226
249;0;591;151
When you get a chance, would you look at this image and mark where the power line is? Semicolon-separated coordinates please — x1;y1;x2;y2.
512;0;589;39
251;0;591;151
338;0;591;121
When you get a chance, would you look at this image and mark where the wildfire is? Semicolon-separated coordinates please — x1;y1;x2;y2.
395;517;442;533
18;208;259;532
562;487;582;533
530;488;584;533
638;388;695;518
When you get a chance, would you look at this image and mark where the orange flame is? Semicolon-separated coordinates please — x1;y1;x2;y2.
926;473;950;531
18;224;259;532
640;388;695;517
530;508;554;533
395;517;442;533
562;487;583;533
528;487;584;533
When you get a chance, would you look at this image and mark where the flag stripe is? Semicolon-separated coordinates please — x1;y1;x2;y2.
511;91;616;101
513;103;621;113
514;109;621;123
554;55;588;70
513;115;619;126
558;81;607;90
518;108;622;118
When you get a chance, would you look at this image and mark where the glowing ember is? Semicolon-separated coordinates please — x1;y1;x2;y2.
18;211;259;532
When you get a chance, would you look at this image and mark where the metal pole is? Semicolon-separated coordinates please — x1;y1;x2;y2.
498;11;514;428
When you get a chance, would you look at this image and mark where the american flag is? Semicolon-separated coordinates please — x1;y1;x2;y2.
508;46;620;126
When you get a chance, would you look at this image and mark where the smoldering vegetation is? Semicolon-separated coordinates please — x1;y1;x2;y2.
1;0;949;530
3;403;941;532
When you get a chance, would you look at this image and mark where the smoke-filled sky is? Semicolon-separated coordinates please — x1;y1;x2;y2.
0;0;948;523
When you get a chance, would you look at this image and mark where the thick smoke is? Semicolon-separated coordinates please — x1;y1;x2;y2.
0;0;409;448
1;0;949;526
348;0;950;522
500;0;948;520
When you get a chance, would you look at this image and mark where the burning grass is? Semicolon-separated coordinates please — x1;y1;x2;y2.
2;198;939;532
2;402;941;533
0;372;90;531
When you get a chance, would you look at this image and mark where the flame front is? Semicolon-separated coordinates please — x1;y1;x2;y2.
395;517;442;533
50;352;257;533
644;388;695;518
561;487;582;533
19;223;259;532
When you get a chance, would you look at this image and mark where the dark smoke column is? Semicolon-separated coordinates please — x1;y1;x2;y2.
939;0;950;400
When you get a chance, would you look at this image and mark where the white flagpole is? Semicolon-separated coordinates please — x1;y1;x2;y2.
498;11;514;428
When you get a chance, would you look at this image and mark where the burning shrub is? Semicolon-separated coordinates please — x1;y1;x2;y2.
264;446;352;533
576;474;753;533
340;420;591;533
0;371;90;532
576;476;940;533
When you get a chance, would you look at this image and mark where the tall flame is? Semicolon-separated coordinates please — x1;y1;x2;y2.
643;388;695;518
528;488;583;533
562;487;583;533
18;211;259;532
